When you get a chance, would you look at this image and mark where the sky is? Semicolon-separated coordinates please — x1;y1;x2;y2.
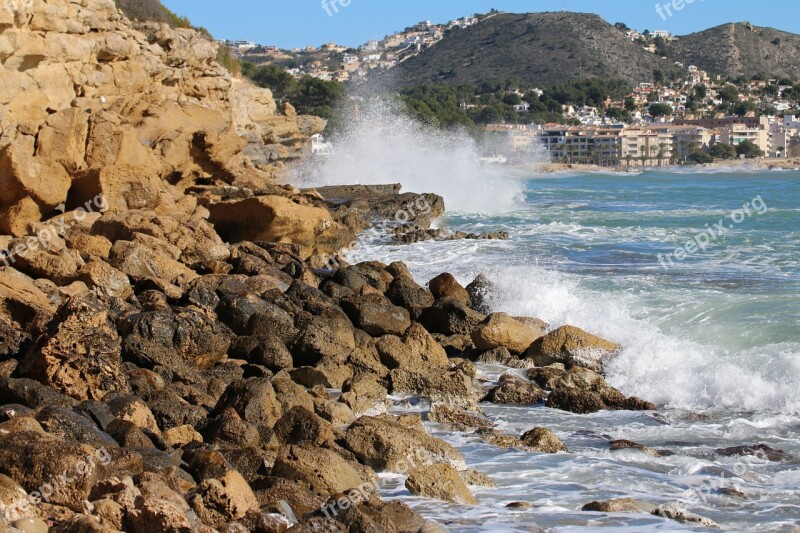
162;0;800;50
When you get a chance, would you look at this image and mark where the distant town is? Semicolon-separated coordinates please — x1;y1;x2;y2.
223;13;800;166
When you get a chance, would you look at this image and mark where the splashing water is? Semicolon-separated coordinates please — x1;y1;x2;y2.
294;98;533;214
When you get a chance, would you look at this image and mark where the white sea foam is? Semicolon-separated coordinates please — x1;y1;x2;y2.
294;98;529;214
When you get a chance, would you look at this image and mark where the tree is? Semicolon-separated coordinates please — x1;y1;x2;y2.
606;107;628;122
736;140;765;158
502;93;522;105
688;148;713;164
649;103;673;117
624;97;636;112
694;85;708;99
243;63;297;98
653;70;666;84
733;100;757;116
710;143;736;159
718;84;740;102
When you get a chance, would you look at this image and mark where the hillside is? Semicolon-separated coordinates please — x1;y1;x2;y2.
665;23;800;80
388;12;681;87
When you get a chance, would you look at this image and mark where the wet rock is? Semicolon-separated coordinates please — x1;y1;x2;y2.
418;298;485;336
715;444;793;462
582;498;643;512
390;364;478;408
340;374;388;415
476;346;535;369
405;464;477;505
472;313;544;354
545;388;607;414
341;294;411;337
427;404;493;432
484;374;546;405
520;428;567;453
610;440;662;457
652;502;719;528
465;274;494;314
524;325;620;373
343;415;465;472
19;295;128;401
377;500;428;533
314;398;356;426
272;445;374;498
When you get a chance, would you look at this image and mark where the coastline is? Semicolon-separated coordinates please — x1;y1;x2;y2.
527;157;800;174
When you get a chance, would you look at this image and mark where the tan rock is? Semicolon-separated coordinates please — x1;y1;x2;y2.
405;464;477;505
525;325;621;372
472;312;544;354
428;273;470;304
209;195;356;260
520;427;567;453
0;145;71;215
108;240;199;288
272;445;374;498
70;164;173;213
0;267;58;333
190;470;259;528
35;108;89;173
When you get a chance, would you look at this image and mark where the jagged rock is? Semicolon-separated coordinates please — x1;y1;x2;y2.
340;374;388;414
465;274;494;314
609;439;662;457
386;275;434;320
405;464;477;505
34;405;117;448
209;196;356;260
292;311;356;366
0;377;77;409
427;404;493;431
343;415;465;472
119;308;232;371
375;322;448;372
108;240;198;289
715;444;793;462
190;470;260;528
484;374;547;405
202;407;261;448
390;364;479;408
524;325;620;373
0;431;106;511
475;346;535;369
212;378;283;436
471;313;544;354
428;273;470;304
272;445;374;498
74;260;132;300
19;295;128;401
652;502;719;528
273;406;337;447
0;268;58;334
418;298;486;336
520;427;567;453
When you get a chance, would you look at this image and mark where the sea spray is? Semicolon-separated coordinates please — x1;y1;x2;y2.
294;97;529;214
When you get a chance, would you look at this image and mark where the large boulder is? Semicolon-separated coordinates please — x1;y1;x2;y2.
386;275;434;320
341;294;411;337
418;298;485;336
405;463;477;505
212;378;283;436
343;415;465;472
19;295;128;401
0;268;57;334
471;313;544;354
524;325;621;372
427;273;470;304
272;445;374;498
209;196;356;260
375;322;448;371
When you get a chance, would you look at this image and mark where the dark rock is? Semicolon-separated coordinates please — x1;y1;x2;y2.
428;273;470;304
144;388;209;430
520;427;567;453
715;444;793;462
106;418;156;448
466;274;494;314
292;311;355;366
545;388;607;414
609;439;662;457
35;406;118;448
418;298;486;336
483;375;546;405
0;317;31;361
230;336;294;372
273;406;336;446
202;407;261;448
386;276;434;320
0;377;78;409
341;294;411;338
212;378;282;439
427;404;493;431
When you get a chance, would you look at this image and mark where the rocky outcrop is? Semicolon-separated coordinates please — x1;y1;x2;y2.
525;326;621;373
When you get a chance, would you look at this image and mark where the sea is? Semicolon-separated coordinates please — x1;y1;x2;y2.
297;105;800;532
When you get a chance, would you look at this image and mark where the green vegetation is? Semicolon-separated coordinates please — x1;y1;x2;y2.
399;79;630;129
710;143;736;159
736;140;765;158
241;62;345;121
648;103;673;117
114;0;190;27
688;147;713;164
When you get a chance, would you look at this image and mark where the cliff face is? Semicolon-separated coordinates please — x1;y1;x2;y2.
0;0;324;236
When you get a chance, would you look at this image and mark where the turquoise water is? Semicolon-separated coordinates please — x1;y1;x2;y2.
348;170;800;531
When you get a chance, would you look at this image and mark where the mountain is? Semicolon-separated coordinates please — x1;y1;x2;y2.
664;23;800;80
387;12;682;87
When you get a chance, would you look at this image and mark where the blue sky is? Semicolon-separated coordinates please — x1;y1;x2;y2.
162;0;800;49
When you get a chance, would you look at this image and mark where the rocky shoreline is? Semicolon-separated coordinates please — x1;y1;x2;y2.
0;1;763;531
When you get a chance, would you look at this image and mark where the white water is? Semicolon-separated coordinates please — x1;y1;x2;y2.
294;98;529;214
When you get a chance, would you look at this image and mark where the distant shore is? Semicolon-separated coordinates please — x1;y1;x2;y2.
526;158;800;174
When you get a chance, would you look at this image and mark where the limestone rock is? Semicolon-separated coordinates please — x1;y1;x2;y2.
525;325;620;372
471;312;544;354
405;464;477;505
